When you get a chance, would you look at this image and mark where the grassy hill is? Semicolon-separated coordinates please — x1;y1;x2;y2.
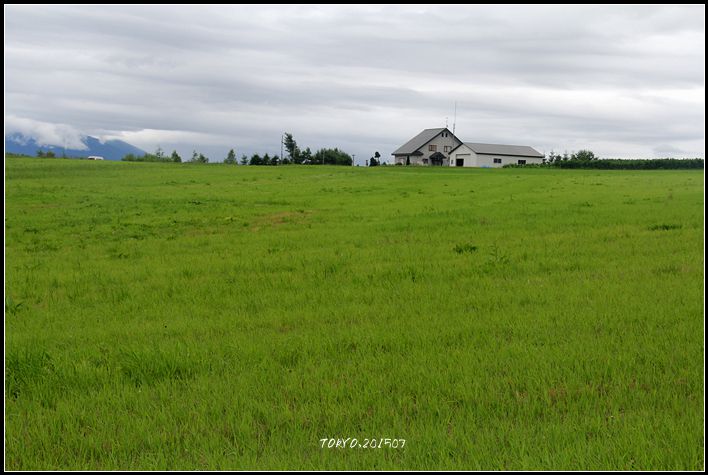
5;157;704;470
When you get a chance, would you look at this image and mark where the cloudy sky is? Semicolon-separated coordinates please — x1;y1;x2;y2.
5;4;705;163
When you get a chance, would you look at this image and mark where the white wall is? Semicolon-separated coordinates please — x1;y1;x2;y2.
418;132;460;165
450;144;544;168
450;144;478;167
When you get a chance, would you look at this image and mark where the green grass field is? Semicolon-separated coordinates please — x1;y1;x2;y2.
5;157;704;470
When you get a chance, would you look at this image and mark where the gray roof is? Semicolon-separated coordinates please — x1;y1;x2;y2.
457;142;543;158
392;128;446;155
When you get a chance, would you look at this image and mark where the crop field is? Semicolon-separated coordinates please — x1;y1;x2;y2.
4;157;704;470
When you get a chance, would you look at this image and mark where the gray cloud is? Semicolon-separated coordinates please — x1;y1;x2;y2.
5;116;87;149
5;4;705;162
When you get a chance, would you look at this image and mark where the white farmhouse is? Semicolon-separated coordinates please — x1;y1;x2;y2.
88;155;104;160
449;143;544;168
392;128;544;167
392;128;462;166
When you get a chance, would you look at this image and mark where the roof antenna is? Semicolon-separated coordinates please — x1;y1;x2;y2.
445;116;448;128
453;101;457;135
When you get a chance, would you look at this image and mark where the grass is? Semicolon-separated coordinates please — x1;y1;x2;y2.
4;157;704;470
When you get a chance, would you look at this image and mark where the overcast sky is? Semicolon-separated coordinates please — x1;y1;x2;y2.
5;4;705;163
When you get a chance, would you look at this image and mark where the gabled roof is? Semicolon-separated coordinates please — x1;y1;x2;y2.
392;128;454;155
450;142;543;158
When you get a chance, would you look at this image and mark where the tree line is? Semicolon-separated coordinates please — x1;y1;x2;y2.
503;149;704;170
120;133;354;166
279;133;353;166
122;147;183;162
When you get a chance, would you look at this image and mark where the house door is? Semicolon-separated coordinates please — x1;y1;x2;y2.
456;158;464;167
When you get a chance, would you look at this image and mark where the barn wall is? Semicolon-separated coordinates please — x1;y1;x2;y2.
475;154;544;168
451;145;477;167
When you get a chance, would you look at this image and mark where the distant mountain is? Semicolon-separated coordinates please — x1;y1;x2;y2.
4;133;146;161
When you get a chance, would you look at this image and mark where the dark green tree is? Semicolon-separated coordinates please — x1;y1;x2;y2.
240;154;249;165
301;147;312;164
283;133;301;163
572;149;596;161
171;150;182;163
370;151;380;166
224;148;237;164
312;147;353;166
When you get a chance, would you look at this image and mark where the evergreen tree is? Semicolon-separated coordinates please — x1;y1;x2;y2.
224;148;237;164
283;133;301;163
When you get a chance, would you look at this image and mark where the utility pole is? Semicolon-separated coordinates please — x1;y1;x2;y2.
453;101;457;135
450;101;458;166
281;133;284;163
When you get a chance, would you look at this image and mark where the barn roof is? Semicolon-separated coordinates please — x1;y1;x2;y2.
450;142;543;157
392;128;448;155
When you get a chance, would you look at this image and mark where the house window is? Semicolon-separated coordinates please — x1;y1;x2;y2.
493;158;502;164
444;146;451;152
429;145;437;152
518;159;526;165
423;159;428;164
